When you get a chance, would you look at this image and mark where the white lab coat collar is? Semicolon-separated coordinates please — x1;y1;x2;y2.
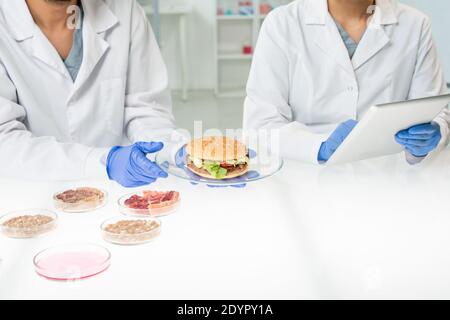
353;0;399;70
2;0;118;41
303;0;398;26
69;0;119;99
69;17;110;98
81;0;119;34
303;0;399;75
2;0;119;95
370;0;399;26
1;0;35;41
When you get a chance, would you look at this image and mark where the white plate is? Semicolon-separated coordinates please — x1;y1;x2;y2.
156;145;283;186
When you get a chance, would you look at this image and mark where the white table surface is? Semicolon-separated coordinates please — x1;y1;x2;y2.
1;149;450;300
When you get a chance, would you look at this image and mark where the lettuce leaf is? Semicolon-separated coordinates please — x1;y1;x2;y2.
203;162;228;179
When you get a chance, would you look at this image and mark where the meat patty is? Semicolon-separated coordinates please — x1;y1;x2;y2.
187;160;248;178
56;188;104;203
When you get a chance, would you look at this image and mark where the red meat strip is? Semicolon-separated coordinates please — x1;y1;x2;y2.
125;191;180;210
143;191;180;209
124;195;149;210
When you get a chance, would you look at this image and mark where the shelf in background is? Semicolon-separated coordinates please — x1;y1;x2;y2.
217;15;254;20
214;0;293;98
217;15;268;20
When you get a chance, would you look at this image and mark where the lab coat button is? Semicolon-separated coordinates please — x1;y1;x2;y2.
347;85;359;93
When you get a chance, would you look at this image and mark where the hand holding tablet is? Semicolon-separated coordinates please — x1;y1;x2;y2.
395;122;442;157
319;120;442;163
326;94;450;165
318;120;358;163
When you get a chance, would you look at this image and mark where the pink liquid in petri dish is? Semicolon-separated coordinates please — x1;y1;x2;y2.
34;245;111;280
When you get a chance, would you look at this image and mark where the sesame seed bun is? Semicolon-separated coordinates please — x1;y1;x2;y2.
186;136;248;161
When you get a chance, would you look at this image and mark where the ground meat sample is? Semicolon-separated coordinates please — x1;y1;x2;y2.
1;215;56;238
54;187;106;212
105;220;159;234
102;219;161;245
56;187;104;203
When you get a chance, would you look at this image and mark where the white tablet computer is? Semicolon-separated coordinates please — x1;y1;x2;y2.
327;93;450;165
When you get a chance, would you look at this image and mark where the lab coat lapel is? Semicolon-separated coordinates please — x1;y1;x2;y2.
352;0;398;70
311;23;356;77
304;0;355;77
351;27;390;70
69;0;118;97
2;0;70;78
31;32;71;78
71;22;110;94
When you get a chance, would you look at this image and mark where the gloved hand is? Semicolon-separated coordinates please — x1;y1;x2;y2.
395;122;442;157
318;120;358;163
107;142;168;188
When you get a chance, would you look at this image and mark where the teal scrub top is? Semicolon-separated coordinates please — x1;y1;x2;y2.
334;19;363;59
64;10;84;81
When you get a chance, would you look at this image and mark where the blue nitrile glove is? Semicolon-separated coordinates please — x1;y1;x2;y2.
318;120;358;163
395;122;442;157
107;142;168;188
173;146;259;188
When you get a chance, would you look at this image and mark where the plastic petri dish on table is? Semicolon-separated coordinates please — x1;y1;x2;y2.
53;187;107;213
33;244;111;281
118;191;180;217
101;216;161;245
0;209;57;239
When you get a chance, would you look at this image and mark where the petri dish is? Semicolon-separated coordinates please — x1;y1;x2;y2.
101;216;161;246
53;187;107;213
118;191;180;217
0;209;57;239
156;145;284;186
34;244;111;281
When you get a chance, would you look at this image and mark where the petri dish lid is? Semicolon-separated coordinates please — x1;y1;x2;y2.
156;145;283;186
53;187;108;213
0;209;57;239
118;191;180;218
33;244;111;281
101;216;162;246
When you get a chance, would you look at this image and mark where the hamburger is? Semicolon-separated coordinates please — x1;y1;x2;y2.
186;137;249;180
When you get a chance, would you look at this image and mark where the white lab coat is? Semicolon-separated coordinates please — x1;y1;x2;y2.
244;0;450;163
0;0;178;180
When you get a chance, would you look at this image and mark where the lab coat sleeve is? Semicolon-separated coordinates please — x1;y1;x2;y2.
123;2;186;164
243;14;327;164
0;62;109;181
408;17;450;151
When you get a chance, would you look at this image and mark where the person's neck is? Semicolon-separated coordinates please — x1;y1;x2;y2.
328;0;375;23
26;0;79;31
